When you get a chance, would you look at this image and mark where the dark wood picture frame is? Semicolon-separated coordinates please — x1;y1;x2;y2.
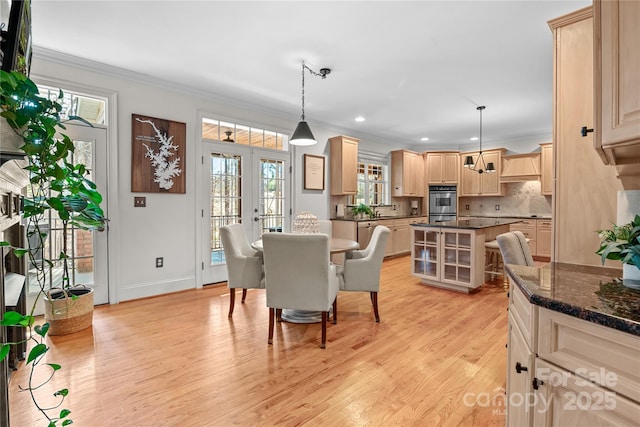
303;154;325;191
131;114;186;193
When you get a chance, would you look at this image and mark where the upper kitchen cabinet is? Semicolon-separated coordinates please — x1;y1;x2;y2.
593;0;640;181
329;135;359;195
500;153;540;182
549;7;623;267
425;152;459;184
540;143;553;196
459;149;505;196
391;150;424;197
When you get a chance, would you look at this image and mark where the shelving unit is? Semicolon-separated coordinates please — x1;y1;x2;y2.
412;226;486;293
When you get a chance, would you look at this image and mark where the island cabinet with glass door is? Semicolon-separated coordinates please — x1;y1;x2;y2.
411;218;521;293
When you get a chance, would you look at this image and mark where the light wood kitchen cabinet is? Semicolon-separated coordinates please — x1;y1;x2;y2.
500;153;540;182
536;219;552;258
532;308;640;427
412;225;492;293
549;7;623;267
540;143;553;196
379;218;411;257
459;149;505;196
425;152;459;184
391;150;423;197
593;0;640;179
329;135;359;195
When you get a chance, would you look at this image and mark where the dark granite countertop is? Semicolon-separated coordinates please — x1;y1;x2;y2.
458;214;552;220
331;215;426;222
506;262;639;336
412;218;522;229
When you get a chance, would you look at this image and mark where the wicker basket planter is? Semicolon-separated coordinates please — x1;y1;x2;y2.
44;286;94;336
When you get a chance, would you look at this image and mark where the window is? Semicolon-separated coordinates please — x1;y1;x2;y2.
349;156;388;206
37;84;107;125
202;118;288;151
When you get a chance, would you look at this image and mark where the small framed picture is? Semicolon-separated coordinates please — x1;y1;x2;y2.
303;154;325;191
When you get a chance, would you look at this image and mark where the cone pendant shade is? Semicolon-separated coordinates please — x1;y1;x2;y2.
290;120;316;146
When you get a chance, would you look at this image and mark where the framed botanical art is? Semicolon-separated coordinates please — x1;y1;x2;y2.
131;114;186;193
304;154;325;191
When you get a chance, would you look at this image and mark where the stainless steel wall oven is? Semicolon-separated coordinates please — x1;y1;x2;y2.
428;185;457;223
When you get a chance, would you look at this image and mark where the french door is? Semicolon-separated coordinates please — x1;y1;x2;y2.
26;123;109;309
201;141;290;284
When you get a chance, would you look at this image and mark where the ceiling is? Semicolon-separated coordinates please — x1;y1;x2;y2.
30;0;591;149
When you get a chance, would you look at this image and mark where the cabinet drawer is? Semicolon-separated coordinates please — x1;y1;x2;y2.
509;285;538;351
509;225;536;240
537;219;552;229
538;307;640;402
517;219;537;227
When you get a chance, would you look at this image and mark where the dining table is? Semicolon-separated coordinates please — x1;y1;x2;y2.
251;235;359;323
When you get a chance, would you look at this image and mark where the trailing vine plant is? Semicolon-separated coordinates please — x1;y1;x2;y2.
0;70;107;426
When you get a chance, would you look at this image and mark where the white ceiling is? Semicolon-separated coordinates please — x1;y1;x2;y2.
30;0;591;148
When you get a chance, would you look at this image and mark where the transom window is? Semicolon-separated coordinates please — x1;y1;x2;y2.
202;118;288;151
37;85;107;125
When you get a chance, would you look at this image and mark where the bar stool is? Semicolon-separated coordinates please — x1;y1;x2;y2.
484;240;505;283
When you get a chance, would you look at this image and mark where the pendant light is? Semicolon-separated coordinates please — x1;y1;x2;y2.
464;105;495;174
290;61;331;146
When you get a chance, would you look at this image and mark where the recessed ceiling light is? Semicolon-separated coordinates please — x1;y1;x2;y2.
355;116;365;122
470;137;479;141
421;137;430;141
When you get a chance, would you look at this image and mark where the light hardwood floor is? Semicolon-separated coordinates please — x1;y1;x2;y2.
9;256;509;426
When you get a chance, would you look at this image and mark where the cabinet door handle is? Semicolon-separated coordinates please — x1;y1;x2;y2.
515;362;528;373
532;378;544;390
580;126;594;137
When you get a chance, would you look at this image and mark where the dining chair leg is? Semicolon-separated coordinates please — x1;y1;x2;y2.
371;291;380;322
268;307;274;345
332;298;337;324
276;308;283;322
228;288;236;317
241;288;248;303
321;312;327;349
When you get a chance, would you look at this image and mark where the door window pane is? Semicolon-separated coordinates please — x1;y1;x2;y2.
259;159;285;234
209;153;242;264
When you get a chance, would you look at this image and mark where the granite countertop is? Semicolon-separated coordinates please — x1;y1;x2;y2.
458;214;552;220
332;214;426;222
412;218;523;229
506;262;639;336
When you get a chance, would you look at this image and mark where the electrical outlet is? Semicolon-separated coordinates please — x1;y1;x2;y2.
134;196;146;207
156;257;163;268
465;204;470;210
495;204;500;210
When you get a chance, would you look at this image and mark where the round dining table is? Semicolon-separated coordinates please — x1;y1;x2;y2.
251;237;359;254
251;236;359;323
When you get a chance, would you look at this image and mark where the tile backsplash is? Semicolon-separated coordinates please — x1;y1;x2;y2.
460;181;552;217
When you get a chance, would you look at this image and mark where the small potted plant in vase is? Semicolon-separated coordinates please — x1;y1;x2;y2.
596;214;640;289
351;203;373;219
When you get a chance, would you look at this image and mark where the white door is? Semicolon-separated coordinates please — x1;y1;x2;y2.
201;141;290;284
26;123;109;308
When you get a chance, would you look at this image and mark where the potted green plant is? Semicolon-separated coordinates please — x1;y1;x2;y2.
351;203;373;219
596;214;640;288
0;70;107;425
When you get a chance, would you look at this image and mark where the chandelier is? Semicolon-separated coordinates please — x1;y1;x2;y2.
464;105;495;174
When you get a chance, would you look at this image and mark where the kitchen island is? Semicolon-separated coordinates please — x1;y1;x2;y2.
411;218;522;293
505;263;639;426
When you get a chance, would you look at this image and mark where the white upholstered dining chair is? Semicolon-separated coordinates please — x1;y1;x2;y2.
318;219;332;237
336;225;390;322
262;233;339;349
220;224;265;317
